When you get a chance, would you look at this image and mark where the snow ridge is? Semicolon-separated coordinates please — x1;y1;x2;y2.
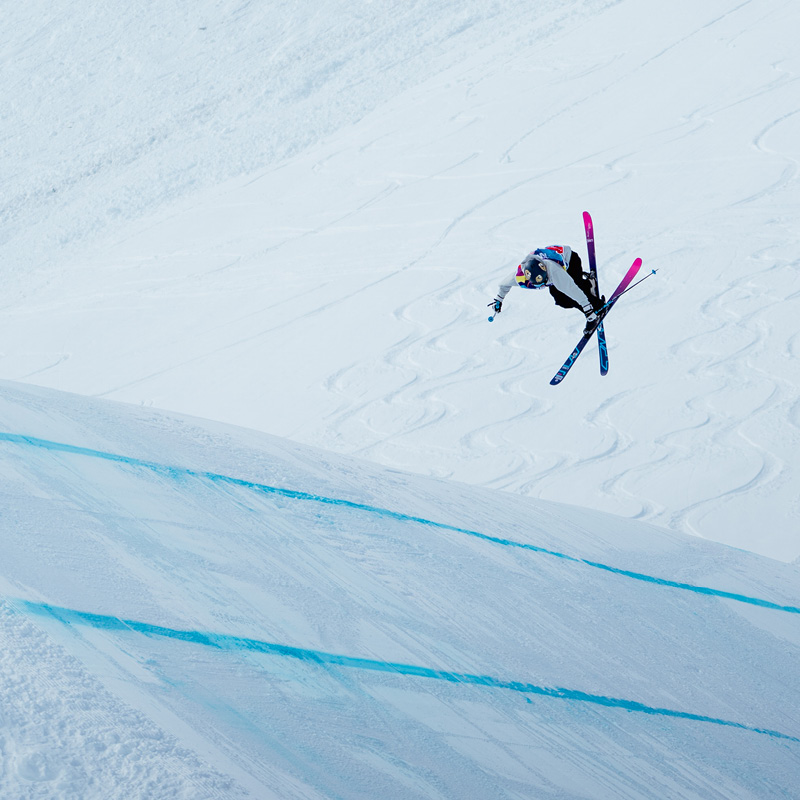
1;430;797;615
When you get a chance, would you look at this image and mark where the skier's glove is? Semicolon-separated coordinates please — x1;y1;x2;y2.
488;298;502;314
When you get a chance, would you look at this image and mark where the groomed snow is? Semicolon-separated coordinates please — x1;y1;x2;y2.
1;380;799;797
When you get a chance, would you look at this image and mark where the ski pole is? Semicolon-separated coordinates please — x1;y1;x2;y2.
600;269;657;310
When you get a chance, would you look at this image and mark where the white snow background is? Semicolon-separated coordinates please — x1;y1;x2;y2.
1;0;800;797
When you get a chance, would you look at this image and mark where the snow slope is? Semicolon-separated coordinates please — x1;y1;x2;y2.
1;0;799;561
1;379;799;798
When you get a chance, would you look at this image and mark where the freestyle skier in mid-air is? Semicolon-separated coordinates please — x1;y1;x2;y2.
490;214;649;385
488;245;606;335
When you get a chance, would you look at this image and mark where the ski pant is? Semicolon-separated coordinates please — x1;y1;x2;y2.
548;253;599;312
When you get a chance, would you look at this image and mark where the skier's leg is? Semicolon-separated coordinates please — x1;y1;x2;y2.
567;252;599;303
566;251;583;279
549;286;582;310
548;264;600;312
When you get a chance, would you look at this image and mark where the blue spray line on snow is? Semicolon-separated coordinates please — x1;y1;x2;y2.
15;599;800;744
1;432;799;615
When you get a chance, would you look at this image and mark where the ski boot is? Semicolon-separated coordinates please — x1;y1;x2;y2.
582;297;607;336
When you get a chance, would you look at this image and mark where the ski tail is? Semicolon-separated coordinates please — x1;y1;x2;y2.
582;211;608;374
583;211;596;266
608;258;643;303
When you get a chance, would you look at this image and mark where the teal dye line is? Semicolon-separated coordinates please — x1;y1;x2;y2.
16;600;799;744
2;432;798;615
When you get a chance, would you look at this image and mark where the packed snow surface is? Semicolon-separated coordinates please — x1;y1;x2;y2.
2;0;799;561
1;380;799;798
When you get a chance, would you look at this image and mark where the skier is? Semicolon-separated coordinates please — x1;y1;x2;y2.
488;246;606;335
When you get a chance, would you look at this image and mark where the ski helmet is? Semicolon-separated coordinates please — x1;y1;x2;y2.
516;254;548;288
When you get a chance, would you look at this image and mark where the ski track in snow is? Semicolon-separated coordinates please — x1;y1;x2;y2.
3;0;799;561
226;0;800;560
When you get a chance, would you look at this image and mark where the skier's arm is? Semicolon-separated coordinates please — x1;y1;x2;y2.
489;272;518;313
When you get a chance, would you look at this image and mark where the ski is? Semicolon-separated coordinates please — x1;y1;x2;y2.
550;257;642;386
583;211;609;375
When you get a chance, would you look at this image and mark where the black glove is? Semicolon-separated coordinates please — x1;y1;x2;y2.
488;298;502;314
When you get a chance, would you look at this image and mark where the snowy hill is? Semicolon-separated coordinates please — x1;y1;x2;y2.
1;379;799;798
2;0;799;562
3;1;800;795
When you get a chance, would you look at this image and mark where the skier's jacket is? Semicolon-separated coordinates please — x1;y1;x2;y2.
495;246;574;301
